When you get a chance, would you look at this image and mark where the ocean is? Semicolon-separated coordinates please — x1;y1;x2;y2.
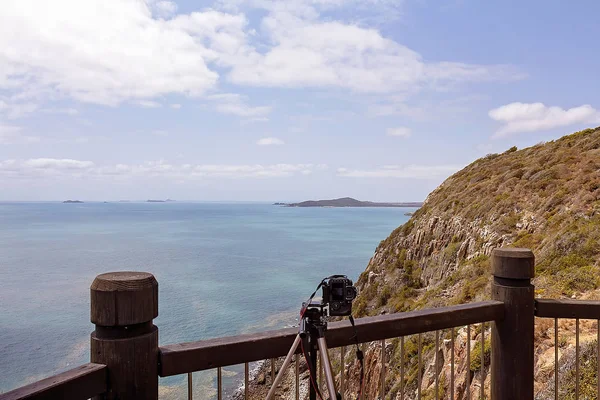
0;202;414;397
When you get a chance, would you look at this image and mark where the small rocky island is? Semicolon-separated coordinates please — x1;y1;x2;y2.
63;200;84;203
147;199;175;203
274;197;423;208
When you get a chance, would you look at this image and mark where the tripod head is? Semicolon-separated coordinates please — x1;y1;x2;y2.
300;299;327;338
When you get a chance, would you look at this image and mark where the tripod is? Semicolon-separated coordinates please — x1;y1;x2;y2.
265;302;341;400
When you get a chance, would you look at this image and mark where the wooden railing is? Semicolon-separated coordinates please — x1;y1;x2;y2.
0;364;107;400
1;247;600;400
534;299;600;400
159;301;503;400
158;300;503;376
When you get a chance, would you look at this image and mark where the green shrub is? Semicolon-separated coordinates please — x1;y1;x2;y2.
444;241;461;259
557;265;600;296
470;337;491;372
353;298;367;317
498;212;519;233
378;286;393;307
560;340;598;399
512;232;542;249
362;281;379;301
401;220;415;235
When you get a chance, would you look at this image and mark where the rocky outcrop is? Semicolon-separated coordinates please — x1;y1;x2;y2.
364;214;518;288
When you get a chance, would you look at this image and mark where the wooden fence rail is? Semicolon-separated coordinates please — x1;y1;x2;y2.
0;364;107;400
535;298;600;319
159;300;504;376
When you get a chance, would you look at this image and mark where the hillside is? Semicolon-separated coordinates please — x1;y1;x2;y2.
283;197;423;207
356;127;600;314
243;127;600;400
346;126;600;399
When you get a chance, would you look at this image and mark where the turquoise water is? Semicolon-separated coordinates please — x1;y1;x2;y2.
0;202;413;396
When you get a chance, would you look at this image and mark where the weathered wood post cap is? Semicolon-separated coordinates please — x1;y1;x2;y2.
491;247;535;280
91;271;158;326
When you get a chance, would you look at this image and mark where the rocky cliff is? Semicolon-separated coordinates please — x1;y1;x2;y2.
243;127;600;399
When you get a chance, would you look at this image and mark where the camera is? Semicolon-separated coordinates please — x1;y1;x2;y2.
321;276;357;316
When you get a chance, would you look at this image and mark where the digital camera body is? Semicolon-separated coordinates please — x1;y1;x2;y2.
321;276;358;316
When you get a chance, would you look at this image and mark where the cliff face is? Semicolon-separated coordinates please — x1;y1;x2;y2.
344;127;600;399
357;127;600;311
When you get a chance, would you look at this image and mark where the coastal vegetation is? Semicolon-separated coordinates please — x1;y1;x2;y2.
344;126;600;399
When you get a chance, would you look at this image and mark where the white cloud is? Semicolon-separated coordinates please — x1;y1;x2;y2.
0;0;522;112
224;4;523;93
170;104;182;109
337;164;461;178
244;117;269;123
489;102;600;138
368;102;425;118
0;100;38;119
42;108;79;115
0;125;22;144
151;1;178;18
0;125;22;135
136;100;162;108
257;137;284;146
24;158;94;169
208;93;272;117
0;159;326;179
219;0;406;21
0;125;40;144
369;94;488;119
0;1;243;106
386;127;411;137
77;118;93;127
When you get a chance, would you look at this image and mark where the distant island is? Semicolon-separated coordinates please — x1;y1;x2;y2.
63;200;84;204
147;199;175;203
274;197;423;208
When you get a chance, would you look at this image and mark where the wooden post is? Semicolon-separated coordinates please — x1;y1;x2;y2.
90;272;159;400
491;247;534;400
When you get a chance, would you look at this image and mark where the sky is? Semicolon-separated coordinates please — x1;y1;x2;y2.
1;0;600;202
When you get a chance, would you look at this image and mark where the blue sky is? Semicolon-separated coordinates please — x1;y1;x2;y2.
1;0;599;201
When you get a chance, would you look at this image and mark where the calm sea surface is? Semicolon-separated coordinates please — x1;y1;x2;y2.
0;202;413;397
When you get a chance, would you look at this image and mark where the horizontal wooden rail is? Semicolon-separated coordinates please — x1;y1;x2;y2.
535;298;600;319
159;300;504;376
0;363;107;400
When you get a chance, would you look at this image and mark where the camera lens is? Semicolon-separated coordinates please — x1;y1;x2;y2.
331;302;340;310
